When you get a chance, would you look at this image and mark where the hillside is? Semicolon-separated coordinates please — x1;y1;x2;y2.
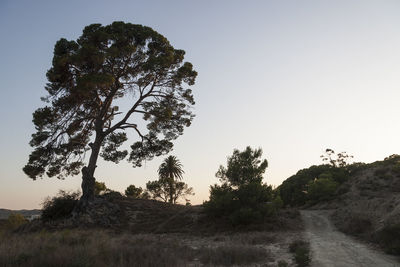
308;155;400;254
330;157;400;241
277;154;400;255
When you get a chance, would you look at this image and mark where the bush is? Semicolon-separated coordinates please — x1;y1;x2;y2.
307;176;338;204
41;190;80;222
279;164;349;207
204;147;274;225
7;213;28;230
204;182;273;225
289;240;311;267
377;223;400;255
101;190;123;200
342;215;372;236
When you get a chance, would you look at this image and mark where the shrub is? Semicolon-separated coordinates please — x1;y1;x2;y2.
279;164;349;207
204;147;274;225
289;240;311;267
307;176;338;203
343;215;372;236
41;190;80;222
377;223;400;255
102;190;123;201
94;181;107;195
7;213;28;230
204;182;273;225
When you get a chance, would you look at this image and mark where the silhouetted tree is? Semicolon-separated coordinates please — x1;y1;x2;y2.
146;179;193;204
158;155;184;203
320;149;353;168
125;184;144;198
23;21;197;204
146;156;193;203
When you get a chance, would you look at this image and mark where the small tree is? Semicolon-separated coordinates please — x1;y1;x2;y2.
23;21;197;203
204;147;274;225
146;177;194;204
320;149;353;168
146;156;194;203
125;184;145;198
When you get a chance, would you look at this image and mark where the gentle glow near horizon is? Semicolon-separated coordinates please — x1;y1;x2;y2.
1;0;400;209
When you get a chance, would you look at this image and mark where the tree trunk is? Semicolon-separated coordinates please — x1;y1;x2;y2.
81;134;103;203
169;173;174;204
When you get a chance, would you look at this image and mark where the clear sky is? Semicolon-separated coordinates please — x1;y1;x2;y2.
1;0;400;209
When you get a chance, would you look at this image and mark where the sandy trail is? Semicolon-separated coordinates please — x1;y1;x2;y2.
301;210;399;267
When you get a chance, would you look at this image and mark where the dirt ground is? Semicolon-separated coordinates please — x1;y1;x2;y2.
301;210;400;267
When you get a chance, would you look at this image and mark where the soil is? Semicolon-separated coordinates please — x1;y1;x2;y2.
301;210;400;267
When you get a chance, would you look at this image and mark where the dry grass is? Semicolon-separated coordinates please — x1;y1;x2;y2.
0;230;194;267
198;244;270;266
0;229;280;267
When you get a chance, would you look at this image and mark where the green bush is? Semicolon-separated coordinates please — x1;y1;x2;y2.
279;164;348;207
41;190;80;222
307;176;338;203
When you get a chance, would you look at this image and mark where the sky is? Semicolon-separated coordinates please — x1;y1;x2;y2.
1;0;400;209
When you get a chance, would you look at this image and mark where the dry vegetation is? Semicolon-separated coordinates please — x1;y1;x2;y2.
0;228;302;267
0;197;304;267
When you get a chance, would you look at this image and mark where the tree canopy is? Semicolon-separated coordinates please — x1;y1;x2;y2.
216;146;268;187
23;21;197;201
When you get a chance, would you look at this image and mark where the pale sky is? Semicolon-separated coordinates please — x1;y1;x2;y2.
1;0;400;209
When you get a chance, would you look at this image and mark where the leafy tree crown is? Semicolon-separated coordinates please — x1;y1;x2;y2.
216;146;268;187
23;21;197;180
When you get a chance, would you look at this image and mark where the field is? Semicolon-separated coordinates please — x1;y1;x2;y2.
0;199;304;267
0;228;303;266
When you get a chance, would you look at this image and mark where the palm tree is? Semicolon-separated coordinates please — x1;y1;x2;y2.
158;156;184;203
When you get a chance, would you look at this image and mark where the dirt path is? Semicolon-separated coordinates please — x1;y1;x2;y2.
301;210;400;267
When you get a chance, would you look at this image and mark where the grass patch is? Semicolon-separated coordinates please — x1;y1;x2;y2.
0;230;194;267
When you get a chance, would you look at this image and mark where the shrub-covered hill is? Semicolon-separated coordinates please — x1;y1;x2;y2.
279;154;400;255
329;156;400;254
